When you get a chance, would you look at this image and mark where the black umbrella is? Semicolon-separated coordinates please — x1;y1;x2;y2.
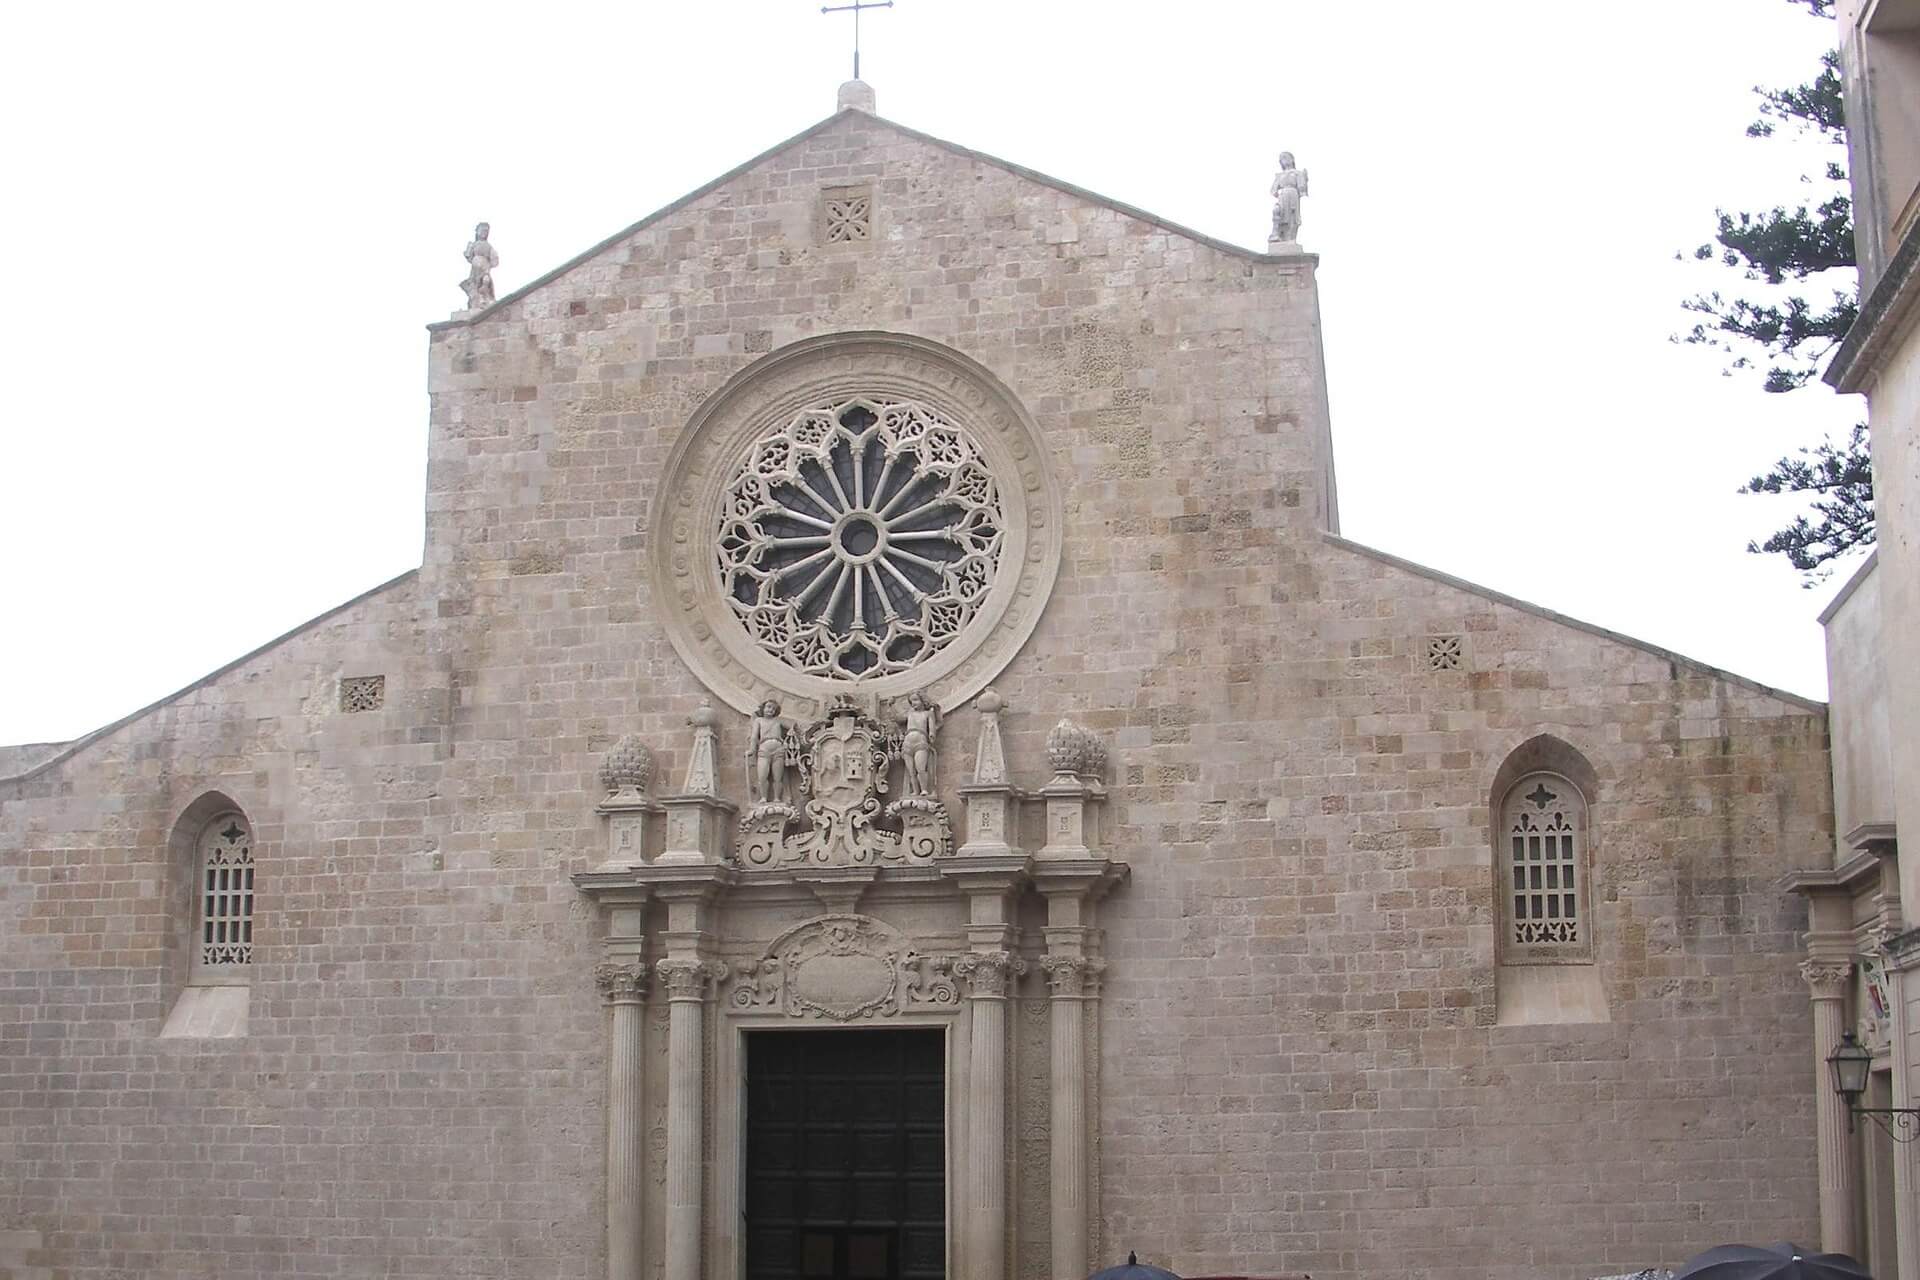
1674;1242;1871;1280
1086;1252;1181;1280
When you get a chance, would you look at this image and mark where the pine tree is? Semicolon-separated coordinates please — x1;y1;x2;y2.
1680;0;1873;579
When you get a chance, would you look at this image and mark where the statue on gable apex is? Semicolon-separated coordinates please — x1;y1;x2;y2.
460;221;497;311
1269;152;1308;247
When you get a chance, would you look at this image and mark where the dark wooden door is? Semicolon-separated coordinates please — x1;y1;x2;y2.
745;1028;945;1280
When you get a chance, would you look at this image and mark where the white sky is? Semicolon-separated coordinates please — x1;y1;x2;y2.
0;0;1863;745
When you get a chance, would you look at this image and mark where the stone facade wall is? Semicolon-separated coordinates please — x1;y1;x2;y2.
0;109;1832;1279
1820;555;1893;851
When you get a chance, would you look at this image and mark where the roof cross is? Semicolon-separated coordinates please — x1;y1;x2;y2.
821;0;892;81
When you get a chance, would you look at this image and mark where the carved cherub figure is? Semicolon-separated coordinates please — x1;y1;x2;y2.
1269;152;1308;245
461;221;498;310
746;699;791;806
898;690;941;798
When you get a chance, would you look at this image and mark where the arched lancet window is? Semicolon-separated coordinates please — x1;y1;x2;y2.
1499;772;1591;963
195;812;254;977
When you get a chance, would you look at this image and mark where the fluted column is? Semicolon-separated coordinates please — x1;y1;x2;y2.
596;962;649;1280
1040;954;1101;1280
957;950;1024;1280
1803;958;1858;1258
658;957;723;1280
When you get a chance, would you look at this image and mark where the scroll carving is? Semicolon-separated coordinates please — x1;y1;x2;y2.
726;914;961;1021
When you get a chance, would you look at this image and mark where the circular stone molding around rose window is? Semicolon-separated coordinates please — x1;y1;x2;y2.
649;332;1063;715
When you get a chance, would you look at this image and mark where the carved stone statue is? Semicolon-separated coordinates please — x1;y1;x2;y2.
897;691;941;800
461;222;498;311
745;699;792;807
1269;152;1308;246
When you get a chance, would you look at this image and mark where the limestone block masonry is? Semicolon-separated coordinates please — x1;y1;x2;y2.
0;100;1834;1280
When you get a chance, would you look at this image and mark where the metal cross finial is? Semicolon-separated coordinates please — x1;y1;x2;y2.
822;0;892;81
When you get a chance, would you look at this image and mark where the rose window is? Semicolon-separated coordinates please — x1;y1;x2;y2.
716;397;1005;680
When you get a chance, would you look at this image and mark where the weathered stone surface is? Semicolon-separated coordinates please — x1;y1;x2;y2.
0;106;1832;1280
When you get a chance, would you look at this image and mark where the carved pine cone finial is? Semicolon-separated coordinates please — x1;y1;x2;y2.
1047;718;1107;781
1046;718;1087;777
1082;730;1107;783
600;734;654;798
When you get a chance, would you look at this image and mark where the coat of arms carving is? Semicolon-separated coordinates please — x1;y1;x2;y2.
737;694;952;867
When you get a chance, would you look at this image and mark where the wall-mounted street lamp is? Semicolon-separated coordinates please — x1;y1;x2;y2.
1827;1030;1920;1142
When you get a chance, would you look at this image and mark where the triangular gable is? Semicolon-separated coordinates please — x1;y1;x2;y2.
430;107;1286;332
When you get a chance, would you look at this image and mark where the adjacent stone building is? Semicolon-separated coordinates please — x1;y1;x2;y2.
1791;0;1920;1275
1;82;1837;1280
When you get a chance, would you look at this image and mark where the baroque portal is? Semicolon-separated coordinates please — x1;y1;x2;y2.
579;332;1121;1280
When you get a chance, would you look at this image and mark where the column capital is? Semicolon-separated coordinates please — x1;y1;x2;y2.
955;950;1026;998
595;959;650;1005
1039;954;1104;998
1801;958;1854;999
656;957;728;1002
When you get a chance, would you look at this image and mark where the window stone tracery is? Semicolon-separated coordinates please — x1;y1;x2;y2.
717;396;1005;682
1499;771;1591;961
196;814;254;971
649;333;1062;714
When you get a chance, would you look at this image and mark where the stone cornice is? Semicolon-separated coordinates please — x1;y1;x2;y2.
1845;822;1898;856
1826;209;1920;393
1784;849;1885;898
1880;926;1920;971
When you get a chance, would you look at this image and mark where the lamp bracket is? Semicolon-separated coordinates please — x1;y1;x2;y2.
1848;1104;1920;1143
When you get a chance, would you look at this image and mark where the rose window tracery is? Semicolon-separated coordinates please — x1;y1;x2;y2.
716;397;1005;681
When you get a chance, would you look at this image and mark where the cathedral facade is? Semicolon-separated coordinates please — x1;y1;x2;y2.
0;87;1835;1280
